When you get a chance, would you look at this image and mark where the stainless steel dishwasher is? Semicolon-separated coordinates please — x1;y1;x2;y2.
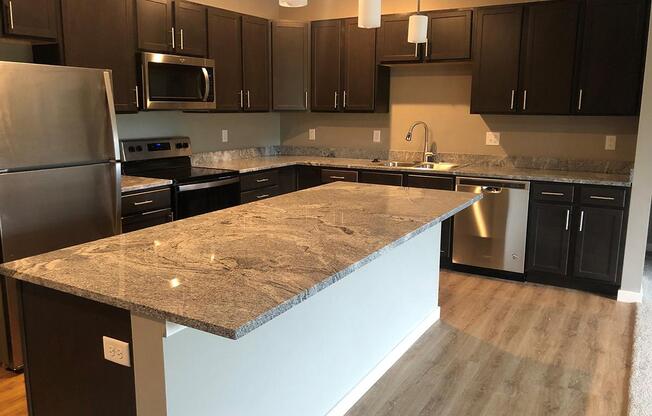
452;177;530;274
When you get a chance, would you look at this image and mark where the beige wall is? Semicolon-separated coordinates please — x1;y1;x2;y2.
279;0;639;161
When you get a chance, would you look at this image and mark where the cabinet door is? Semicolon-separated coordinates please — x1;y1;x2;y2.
520;0;580;114
426;10;472;61
136;0;173;53
61;0;138;113
527;203;572;275
470;6;523;114
207;8;243;112
342;18;377;112
377;14;421;63
2;0;58;39
242;15;270;112
174;0;207;57
272;21;309;111
574;0;646;115
359;171;403;186
297;165;322;190
574;207;624;283
311;19;341;112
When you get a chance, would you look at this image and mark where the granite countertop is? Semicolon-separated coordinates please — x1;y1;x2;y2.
122;175;173;193
190;155;632;187
0;182;480;340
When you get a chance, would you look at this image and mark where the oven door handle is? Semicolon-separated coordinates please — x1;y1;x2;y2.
177;176;239;193
201;68;210;102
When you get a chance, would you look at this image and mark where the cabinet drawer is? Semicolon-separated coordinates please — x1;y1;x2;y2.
122;188;172;216
321;169;359;183
241;170;279;192
359;171;403;186
122;208;173;233
406;174;454;190
580;186;627;208
240;186;280;204
531;183;575;203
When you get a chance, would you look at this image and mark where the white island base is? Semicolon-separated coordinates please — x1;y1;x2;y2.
131;224;442;416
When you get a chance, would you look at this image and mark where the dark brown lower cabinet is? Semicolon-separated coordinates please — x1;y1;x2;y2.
527;203;572;275
297;165;322;190
359;171;403;186
573;207;624;283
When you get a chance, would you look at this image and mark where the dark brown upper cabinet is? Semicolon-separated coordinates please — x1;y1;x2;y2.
242;15;270;112
2;0;58;39
426;9;472;61
61;0;138;113
311;18;389;113
207;8;269;112
207;8;242;112
470;5;524;114
377;14;422;63
136;0;206;56
272;20;309;111
519;0;580;115
574;0;647;116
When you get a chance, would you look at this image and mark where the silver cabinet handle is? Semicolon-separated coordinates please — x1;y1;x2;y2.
578;89;583;111
510;90;515;110
565;209;570;231
180;28;184;50
590;195;616;201
343;90;347;109
134;200;154;206
330;176;346;180
579;210;585;232
305;91;308;109
246;90;251;108
256;178;269;183
256;194;270;199
334;91;338;109
135;86;139;108
8;0;14;30
523;90;527;111
541;191;564;197
171;27;175;49
239;90;244;109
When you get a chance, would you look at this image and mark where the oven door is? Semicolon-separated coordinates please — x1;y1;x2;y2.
141;52;216;110
174;176;240;219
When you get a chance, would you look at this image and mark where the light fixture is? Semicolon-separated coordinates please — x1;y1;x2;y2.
358;0;381;29
279;0;307;7
407;0;428;44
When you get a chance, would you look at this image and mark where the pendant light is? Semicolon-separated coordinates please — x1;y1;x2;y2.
358;0;381;29
279;0;308;7
407;0;428;44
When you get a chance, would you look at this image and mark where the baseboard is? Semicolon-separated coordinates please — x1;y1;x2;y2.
326;307;441;416
618;290;643;303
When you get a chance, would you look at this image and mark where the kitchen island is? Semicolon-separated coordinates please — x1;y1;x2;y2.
1;182;479;416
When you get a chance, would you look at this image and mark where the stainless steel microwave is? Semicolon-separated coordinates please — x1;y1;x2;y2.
140;52;216;110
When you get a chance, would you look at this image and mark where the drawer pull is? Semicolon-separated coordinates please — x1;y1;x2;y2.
133;200;154;206
256;194;270;199
579;210;585;232
590;195;616;201
256;178;270;183
330;176;346;180
541;191;564;197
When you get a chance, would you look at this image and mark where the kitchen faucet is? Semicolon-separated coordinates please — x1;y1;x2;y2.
405;121;435;163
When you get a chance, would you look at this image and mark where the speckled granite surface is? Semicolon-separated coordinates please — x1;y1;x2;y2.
191;154;632;187
0;182;480;339
121;175;172;193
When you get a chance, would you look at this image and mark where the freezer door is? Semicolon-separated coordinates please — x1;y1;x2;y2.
0;62;120;171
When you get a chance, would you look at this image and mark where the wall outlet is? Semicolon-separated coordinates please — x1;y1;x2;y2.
102;336;131;367
486;132;501;146
221;129;229;143
373;130;381;143
309;128;316;141
605;135;617;151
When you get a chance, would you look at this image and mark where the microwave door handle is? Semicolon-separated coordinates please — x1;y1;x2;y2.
201;68;210;102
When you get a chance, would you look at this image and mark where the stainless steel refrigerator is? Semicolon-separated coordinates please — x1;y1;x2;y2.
0;62;122;370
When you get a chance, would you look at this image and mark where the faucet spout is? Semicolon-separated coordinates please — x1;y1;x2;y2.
406;121;434;163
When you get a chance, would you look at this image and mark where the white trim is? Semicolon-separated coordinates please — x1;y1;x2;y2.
618;290;643;303
326;307;441;416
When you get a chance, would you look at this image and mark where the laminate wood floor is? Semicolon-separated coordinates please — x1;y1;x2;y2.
0;271;635;416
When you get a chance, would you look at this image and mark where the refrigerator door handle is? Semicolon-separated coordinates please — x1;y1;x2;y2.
103;71;121;161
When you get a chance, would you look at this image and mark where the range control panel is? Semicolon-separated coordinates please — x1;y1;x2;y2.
120;137;192;162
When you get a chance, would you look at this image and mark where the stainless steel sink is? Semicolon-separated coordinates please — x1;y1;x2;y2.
381;161;419;168
411;162;459;171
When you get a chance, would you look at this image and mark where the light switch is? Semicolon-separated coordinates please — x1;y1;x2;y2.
309;129;316;141
221;130;229;143
605;135;617;151
486;132;501;146
103;336;131;367
373;130;381;143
